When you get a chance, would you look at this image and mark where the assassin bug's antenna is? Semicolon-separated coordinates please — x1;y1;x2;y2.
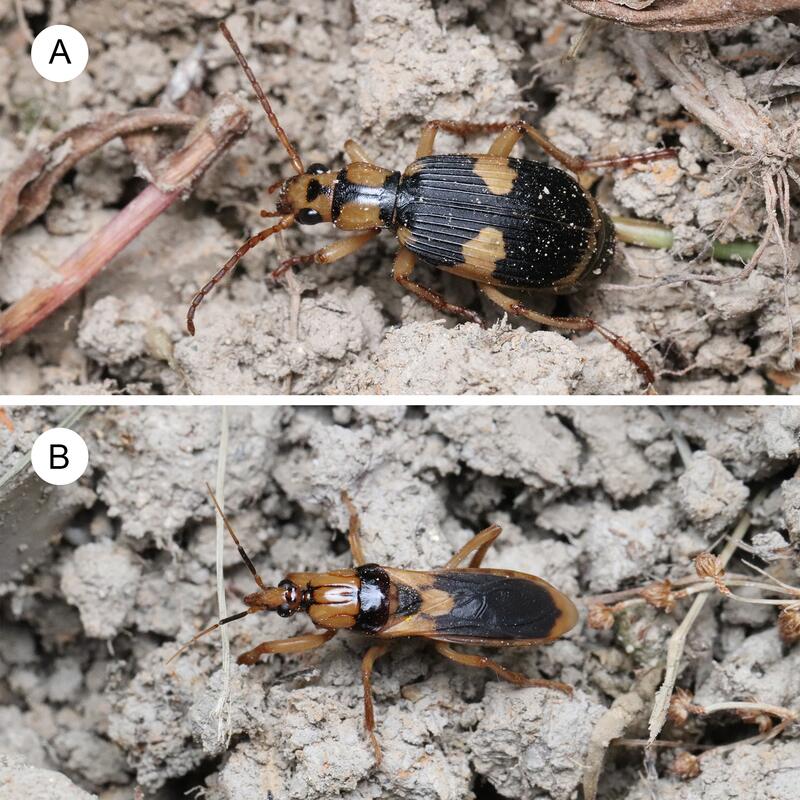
166;485;284;663
218;21;304;175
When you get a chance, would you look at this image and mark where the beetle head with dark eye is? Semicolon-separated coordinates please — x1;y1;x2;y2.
275;162;336;225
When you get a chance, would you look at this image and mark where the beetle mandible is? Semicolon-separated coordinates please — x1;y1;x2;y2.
170;488;579;764
187;22;677;387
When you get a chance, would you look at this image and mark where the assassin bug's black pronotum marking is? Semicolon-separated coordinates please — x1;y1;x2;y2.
186;21;678;387
169;488;579;764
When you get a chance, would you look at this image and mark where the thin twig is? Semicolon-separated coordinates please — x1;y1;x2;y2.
647;491;765;744
0;95;251;348
212;407;233;746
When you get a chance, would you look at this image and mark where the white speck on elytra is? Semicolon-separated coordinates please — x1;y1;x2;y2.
543;186;550;195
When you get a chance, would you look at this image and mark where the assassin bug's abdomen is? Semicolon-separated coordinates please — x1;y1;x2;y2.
394;154;615;291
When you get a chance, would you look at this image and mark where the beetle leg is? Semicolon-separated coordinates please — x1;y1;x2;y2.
271;229;381;280
434;642;573;695
393;247;485;327
477;283;655;389
416;120;510;158
445;524;502;569
344;139;374;164
237;629;337;665
340;490;367;567
488;121;676;175
362;642;392;765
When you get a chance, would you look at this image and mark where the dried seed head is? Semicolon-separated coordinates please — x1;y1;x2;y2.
777;604;800;644
587;604;615;630
671;751;701;780
736;707;773;733
694;552;730;595
642;579;676;612
667;688;697;727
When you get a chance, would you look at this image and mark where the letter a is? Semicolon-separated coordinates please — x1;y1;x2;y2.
49;38;72;64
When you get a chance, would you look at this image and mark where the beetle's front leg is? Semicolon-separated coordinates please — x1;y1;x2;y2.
271;230;381;280
237;629;337;665
477;283;655;389
344;139;374;164
393;247;485;327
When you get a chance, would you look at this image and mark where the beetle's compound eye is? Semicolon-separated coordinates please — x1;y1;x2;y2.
296;208;323;226
306;163;327;175
277;579;299;617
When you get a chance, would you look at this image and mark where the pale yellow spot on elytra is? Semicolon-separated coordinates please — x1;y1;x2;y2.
474;159;517;195
462;227;506;268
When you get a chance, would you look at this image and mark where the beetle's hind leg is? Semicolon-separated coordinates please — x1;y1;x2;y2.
434;642;572;695
488;121;676;176
271;230;380;280
362;642;392;765
477;283;655;389
393;247;485;327
340;490;367;567
445;524;502;568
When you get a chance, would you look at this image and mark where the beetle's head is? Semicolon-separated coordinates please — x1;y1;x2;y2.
275;163;336;225
244;579;302;618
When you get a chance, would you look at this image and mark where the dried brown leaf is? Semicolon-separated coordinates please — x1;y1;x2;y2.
564;1;800;32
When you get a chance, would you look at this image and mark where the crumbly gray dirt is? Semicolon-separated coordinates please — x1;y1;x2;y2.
1;1;798;394
1;404;799;798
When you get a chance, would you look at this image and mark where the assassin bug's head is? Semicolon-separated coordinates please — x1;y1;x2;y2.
167;486;302;664
276;163;336;225
244;579;301;617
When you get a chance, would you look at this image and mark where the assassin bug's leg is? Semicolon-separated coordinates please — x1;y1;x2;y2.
433;642;573;695
488;121;676;175
271;230;381;281
477;284;655;389
237;630;337;666
344;139;374;164
361;641;392;765
445;524;502;569
416;120;510;159
340;490;367;567
393;247;485;327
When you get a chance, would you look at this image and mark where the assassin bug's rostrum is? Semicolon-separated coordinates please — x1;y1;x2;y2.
170;489;579;764
187;22;678;387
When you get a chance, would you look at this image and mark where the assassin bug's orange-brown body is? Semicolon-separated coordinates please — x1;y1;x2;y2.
187;21;678;387
170;488;579;763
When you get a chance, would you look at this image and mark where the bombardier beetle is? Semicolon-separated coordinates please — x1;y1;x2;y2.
170;488;579;764
187;22;678;387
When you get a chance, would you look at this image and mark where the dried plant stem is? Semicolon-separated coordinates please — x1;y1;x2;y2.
212;406;233;746
647;493;764;744
0;95;250;348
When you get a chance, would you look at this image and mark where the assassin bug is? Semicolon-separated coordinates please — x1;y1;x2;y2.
187;23;677;387
170;488;579;764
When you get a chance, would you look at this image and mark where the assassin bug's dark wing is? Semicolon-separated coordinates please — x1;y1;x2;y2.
378;567;579;645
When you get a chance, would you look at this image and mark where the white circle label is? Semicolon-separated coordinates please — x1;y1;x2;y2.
31;428;89;486
30;25;89;83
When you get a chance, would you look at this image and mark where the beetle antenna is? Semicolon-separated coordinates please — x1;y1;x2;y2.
186;213;295;335
166;608;254;664
205;482;267;590
219;21;305;175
